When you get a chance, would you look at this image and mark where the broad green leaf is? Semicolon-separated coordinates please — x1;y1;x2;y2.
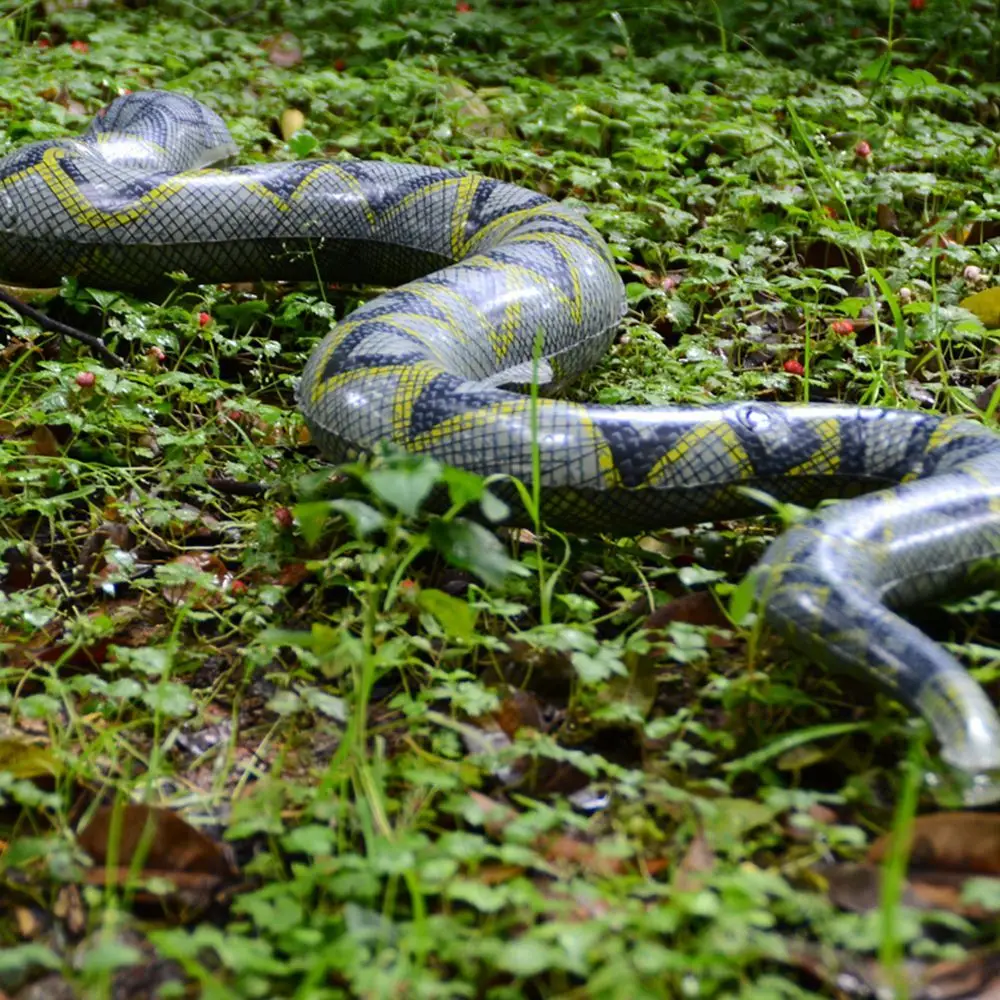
727;571;758;625
294;500;333;546
440;465;486;507
571;645;627;683
365;456;441;517
302;688;347;722
859;53;891;81
288;130;319;158
329;498;386;538
498;938;556;977
283;824;336;857
417;588;477;641
428;518;528;588
478;488;510;523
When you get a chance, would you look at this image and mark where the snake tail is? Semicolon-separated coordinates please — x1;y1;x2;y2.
3;91;1000;801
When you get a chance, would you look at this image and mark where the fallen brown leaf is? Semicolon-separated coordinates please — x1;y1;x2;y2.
79;804;237;878
674;823;715;893
820;861;1000;920
868;812;1000;875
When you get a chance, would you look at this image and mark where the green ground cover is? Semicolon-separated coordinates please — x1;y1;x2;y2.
2;0;1000;996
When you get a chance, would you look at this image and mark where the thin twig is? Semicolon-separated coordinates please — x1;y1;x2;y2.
205;475;271;497
223;0;265;26
0;286;126;368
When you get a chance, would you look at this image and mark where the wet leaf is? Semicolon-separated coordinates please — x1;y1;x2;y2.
960;287;1000;328
330;498;386;538
417;588;477;641
0;739;61;779
428;518;528;588
365;456;441;518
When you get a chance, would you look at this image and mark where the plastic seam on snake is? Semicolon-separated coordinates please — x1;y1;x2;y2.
3;91;1000;802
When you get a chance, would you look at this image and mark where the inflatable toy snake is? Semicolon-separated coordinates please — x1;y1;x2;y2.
3;92;1000;801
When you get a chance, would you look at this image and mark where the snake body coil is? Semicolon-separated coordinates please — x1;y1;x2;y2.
4;92;1000;800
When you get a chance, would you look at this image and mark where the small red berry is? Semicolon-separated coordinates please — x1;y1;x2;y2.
75;371;96;388
70;40;89;53
854;140;872;159
198;311;211;327
147;346;166;363
830;319;855;336
456;1;472;10
230;579;248;596
333;58;347;71
37;38;51;49
822;205;837;219
909;0;925;10
783;359;805;376
274;507;294;529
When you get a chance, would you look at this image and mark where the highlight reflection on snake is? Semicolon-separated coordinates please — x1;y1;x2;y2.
4;91;1000;801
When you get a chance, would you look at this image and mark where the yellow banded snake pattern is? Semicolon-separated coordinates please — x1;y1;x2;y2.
4;91;1000;802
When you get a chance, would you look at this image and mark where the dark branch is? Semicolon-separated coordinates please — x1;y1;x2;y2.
205;475;271;497
0;286;126;369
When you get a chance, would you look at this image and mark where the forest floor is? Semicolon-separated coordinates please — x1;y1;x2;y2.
3;1;1000;997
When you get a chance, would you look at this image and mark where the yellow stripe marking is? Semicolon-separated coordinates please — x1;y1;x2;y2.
645;423;753;486
464;254;581;323
786;418;841;477
289;162;378;226
449;174;481;258
391;361;446;442
33;147;185;229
